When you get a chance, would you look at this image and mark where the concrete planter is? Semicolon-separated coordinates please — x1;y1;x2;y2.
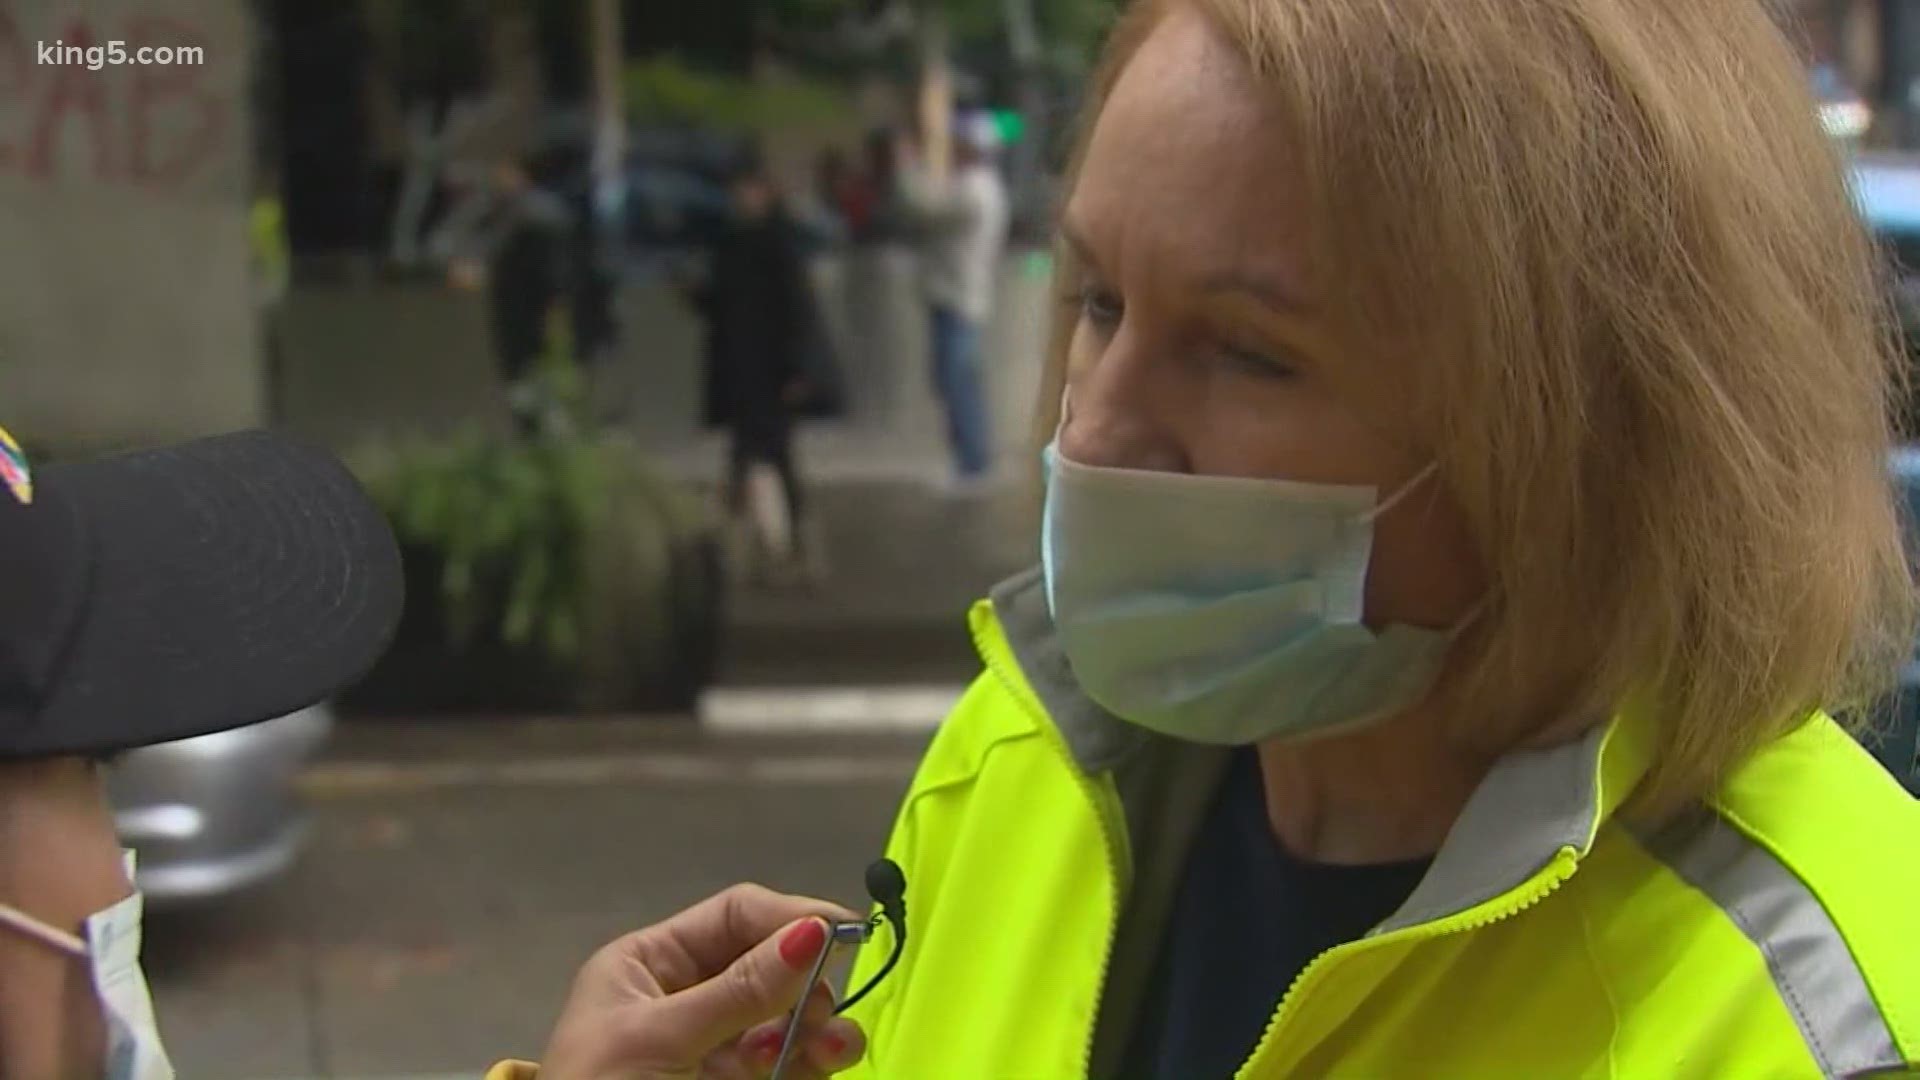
343;532;723;716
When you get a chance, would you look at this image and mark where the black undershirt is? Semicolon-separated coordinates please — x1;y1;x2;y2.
1117;750;1432;1080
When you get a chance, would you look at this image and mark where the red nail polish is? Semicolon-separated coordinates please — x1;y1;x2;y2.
747;1029;784;1061
820;1033;849;1057
779;918;827;969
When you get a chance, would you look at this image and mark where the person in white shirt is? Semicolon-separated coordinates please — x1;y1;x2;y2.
900;113;1011;491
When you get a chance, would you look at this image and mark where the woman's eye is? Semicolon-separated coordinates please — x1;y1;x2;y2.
1217;344;1297;379
1077;286;1124;329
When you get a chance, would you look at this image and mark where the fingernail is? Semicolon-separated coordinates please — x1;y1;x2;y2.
747;1029;784;1062
779;918;827;969
820;1032;849;1058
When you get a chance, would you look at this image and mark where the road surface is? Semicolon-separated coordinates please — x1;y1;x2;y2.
145;718;927;1080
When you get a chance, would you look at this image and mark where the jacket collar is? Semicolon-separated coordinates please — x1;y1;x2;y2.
985;567;1659;930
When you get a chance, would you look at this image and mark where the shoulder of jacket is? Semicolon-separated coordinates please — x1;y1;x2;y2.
1712;715;1920;904
1708;716;1920;1056
906;670;1049;800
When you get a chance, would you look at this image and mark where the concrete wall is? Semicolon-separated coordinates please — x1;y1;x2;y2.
274;249;1057;482
0;0;258;454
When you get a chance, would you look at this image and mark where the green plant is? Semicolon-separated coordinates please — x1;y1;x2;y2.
626;56;851;132
350;328;710;684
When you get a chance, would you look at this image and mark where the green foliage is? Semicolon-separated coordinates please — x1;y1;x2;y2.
1035;0;1124;69
349;324;709;688
627;56;852;131
763;0;1122;69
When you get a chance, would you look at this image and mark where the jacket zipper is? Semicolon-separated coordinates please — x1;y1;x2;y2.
1230;845;1583;1079
971;615;1128;1080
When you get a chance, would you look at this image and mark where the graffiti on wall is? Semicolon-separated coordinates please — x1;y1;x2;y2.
0;4;228;190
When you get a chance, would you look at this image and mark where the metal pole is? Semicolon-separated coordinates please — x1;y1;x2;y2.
1002;0;1050;243
589;0;626;192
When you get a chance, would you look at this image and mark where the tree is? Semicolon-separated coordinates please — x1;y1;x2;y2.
759;0;1122;232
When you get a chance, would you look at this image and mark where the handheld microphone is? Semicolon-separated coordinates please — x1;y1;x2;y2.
834;858;908;1015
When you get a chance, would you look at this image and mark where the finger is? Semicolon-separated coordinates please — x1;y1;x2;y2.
623;884;857;995
697;1046;761;1080
731;980;837;1064
802;1017;866;1074
711;984;836;1078
698;1045;756;1080
645;915;833;1055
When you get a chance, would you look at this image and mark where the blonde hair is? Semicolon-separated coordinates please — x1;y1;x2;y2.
1040;0;1917;812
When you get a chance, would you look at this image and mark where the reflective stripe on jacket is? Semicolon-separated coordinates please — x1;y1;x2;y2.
839;572;1920;1079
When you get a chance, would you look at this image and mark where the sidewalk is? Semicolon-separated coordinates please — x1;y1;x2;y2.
705;470;1039;688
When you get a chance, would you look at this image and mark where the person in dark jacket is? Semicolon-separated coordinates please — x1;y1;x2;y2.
688;157;823;583
481;157;573;433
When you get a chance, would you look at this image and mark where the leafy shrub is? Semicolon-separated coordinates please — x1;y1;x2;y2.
349;315;719;707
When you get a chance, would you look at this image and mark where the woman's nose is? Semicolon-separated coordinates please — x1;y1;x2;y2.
1058;387;1187;474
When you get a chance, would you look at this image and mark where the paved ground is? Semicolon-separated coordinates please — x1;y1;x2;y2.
712;475;1039;687
146;719;927;1079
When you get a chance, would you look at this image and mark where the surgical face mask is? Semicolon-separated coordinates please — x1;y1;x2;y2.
0;852;175;1080
1041;441;1465;745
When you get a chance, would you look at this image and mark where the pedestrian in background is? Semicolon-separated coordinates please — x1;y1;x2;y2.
455;155;574;436
685;154;827;586
850;128;907;247
899;113;1011;495
558;150;622;375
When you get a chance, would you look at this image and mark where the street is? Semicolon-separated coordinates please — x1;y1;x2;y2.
144;718;928;1080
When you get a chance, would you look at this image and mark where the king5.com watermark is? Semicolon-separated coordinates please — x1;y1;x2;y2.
37;39;205;71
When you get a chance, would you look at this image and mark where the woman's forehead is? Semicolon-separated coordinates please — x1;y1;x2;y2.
1067;9;1308;298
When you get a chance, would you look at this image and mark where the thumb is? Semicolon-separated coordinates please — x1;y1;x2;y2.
646;916;829;1054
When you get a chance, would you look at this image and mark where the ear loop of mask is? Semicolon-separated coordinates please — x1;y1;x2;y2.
1362;461;1442;523
1359;460;1490;640
0;902;87;957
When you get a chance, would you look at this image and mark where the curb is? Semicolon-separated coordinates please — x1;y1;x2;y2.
697;685;962;734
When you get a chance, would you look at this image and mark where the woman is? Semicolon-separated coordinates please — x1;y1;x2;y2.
840;0;1920;1076
690;155;824;584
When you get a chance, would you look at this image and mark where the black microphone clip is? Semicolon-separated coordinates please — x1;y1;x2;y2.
864;857;908;936
834;857;908;1015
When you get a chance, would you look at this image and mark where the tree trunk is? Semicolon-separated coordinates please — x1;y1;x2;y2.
1002;0;1049;243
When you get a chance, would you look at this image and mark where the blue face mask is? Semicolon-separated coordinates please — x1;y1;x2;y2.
1041;442;1461;745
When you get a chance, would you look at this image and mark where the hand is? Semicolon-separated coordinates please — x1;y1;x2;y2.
538;884;867;1080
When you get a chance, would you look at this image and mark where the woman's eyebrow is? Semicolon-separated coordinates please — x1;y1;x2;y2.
1200;264;1307;312
1062;216;1305;313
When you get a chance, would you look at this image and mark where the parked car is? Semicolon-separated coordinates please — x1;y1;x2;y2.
107;705;333;906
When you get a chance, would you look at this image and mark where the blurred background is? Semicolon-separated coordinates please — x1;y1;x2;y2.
1;0;1918;1076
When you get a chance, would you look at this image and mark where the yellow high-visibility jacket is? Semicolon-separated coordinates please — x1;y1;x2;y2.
835;571;1920;1079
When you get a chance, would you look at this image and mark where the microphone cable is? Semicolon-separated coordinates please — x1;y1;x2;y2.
835;858;907;1015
